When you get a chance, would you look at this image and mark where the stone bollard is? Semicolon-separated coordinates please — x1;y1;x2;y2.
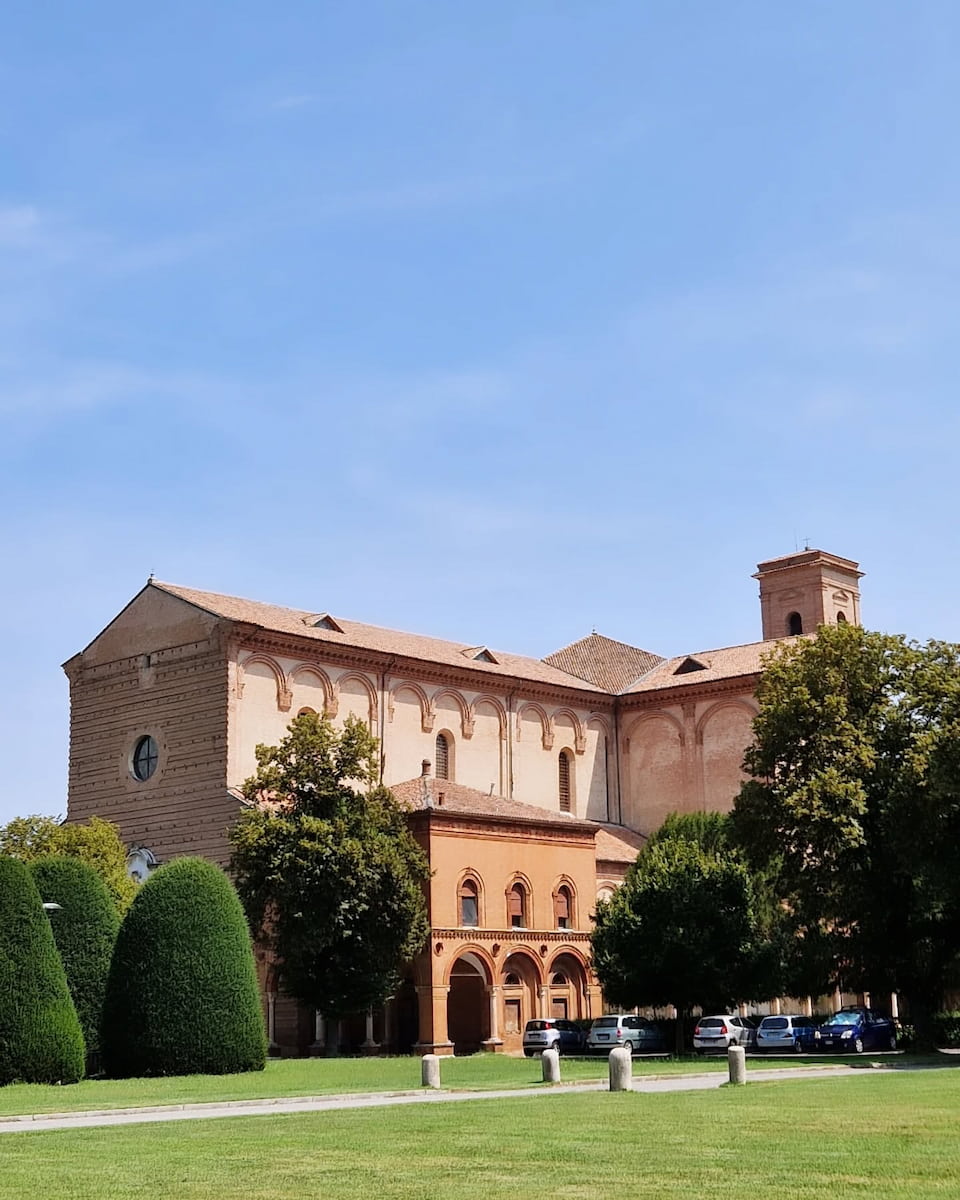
608;1046;632;1092
727;1044;747;1085
421;1053;441;1089
541;1047;561;1084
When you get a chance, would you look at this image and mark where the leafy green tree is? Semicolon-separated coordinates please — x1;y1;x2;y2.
230;712;431;1022
591;833;775;1052
0;815;136;913
0;857;86;1084
101;857;266;1078
30;855;119;1058
731;622;960;1040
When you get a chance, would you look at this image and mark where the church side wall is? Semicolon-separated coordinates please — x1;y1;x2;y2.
229;646;614;821
618;687;758;836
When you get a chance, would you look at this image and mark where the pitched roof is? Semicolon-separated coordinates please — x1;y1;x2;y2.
390;777;595;831
622;639;779;694
594;823;646;864
543;632;664;693
152;582;607;693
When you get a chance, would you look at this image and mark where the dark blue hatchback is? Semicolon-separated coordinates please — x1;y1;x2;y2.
818;1007;897;1053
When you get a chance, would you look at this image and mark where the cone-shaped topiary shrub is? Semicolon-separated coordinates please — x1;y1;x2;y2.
101;857;267;1077
30;855;119;1058
0;856;86;1084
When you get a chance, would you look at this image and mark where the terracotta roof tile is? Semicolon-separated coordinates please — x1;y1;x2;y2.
594;823;646;864
544;632;664;693
391;777;594;830
621;639;782;694
153;582;607;693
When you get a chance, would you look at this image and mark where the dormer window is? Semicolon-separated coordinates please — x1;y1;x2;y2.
304;613;343;632
674;656;708;675
463;646;498;664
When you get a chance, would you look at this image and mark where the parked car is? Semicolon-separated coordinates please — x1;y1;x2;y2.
522;1018;585;1056
586;1014;667;1055
755;1014;821;1053
692;1015;758;1053
817;1007;897;1053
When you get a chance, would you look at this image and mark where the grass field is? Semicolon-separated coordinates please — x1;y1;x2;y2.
0;1051;873;1116
1;1067;959;1198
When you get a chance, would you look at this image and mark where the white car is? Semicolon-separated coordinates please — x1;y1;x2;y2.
692;1014;757;1053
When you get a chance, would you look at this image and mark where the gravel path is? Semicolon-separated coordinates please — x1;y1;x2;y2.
0;1064;890;1134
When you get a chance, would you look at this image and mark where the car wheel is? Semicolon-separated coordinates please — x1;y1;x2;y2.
853;1036;864;1054
794;1039;803;1053
523;1049;533;1058
551;1041;561;1057
622;1041;633;1053
888;1033;897;1051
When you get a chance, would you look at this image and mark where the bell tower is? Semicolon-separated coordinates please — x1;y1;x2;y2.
754;549;863;641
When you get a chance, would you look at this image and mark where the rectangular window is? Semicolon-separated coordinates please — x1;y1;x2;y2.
460;895;478;926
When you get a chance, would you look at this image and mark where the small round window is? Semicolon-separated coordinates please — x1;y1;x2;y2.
132;735;158;781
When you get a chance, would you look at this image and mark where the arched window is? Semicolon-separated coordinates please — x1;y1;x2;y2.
297;706;317;717
504;972;520;986
435;732;451;780
459;878;479;927
551;972;568;986
508;882;527;928
558;750;573;813
554;884;573;929
836;611;847;623
787;612;803;636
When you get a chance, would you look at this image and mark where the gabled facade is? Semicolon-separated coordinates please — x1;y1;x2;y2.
63;548;861;1053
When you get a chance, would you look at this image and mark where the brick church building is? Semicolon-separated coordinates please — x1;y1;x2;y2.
64;549;862;1053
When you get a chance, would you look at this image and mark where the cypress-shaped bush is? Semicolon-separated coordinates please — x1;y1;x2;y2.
30;855;119;1058
101;857;267;1077
0;856;86;1084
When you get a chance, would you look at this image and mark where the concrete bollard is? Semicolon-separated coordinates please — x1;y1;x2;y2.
608;1046;632;1091
541;1047;561;1084
421;1053;441;1089
727;1044;747;1085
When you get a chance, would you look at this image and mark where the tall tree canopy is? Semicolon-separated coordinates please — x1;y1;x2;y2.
591;814;777;1048
0;815;135;913
731;622;960;1034
230;712;431;1021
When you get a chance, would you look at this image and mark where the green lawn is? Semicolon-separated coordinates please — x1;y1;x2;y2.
1;1069;959;1197
0;1052;871;1116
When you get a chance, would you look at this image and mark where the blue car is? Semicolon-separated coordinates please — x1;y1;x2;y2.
817;1007;897;1053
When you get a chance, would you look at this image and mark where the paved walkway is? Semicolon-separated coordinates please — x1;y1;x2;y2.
0;1065;892;1134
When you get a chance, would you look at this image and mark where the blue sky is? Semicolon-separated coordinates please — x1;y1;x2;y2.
3;1;959;823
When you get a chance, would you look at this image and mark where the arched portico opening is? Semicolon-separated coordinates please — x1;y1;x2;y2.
499;950;542;1050
447;952;491;1054
547;952;590;1021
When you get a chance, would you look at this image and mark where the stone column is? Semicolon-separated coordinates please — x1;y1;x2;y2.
890;993;899;1020
383;996;395;1051
308;1010;326;1057
608;1047;632;1091
414;984;453;1055
266;991;280;1057
771;997;781;1016
804;996;813;1018
728;1045;747;1085
538;984;549;1020
541;1048;561;1084
482;985;503;1052
361;1008;380;1056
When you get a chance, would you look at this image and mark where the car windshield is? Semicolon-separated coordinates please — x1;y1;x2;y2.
592;1017;619;1029
760;1018;788;1030
822;1013;858;1027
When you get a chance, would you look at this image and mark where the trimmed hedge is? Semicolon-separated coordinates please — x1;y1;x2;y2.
101;857;267;1077
30;855;119;1056
0;856;86;1084
931;1012;960;1049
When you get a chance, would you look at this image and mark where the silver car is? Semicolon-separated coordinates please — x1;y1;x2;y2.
692;1014;757;1053
756;1014;820;1053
